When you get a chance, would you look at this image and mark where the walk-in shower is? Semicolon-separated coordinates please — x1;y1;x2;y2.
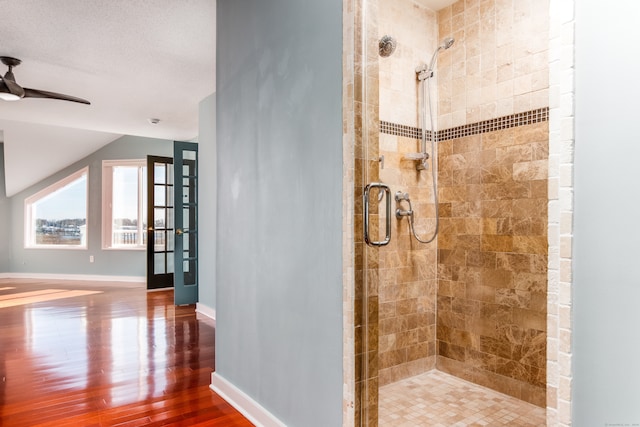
354;1;550;425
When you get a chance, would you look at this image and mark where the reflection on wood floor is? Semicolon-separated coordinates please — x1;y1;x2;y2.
0;278;253;427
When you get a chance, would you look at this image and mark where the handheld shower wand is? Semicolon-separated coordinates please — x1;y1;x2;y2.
414;37;454;172
400;37;455;243
416;37;455;81
404;37;455;165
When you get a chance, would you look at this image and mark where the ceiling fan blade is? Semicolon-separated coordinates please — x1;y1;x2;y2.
1;74;25;97
23;87;90;105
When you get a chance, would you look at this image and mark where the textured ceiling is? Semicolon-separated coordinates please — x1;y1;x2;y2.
0;0;216;196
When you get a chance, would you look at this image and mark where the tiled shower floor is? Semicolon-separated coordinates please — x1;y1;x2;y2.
379;370;546;426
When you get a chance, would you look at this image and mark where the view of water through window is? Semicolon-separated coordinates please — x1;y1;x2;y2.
32;172;87;246
111;165;147;247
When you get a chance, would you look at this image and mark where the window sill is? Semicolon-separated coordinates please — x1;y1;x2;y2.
102;246;146;251
25;245;87;250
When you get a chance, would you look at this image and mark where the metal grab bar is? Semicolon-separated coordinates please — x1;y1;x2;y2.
364;183;391;247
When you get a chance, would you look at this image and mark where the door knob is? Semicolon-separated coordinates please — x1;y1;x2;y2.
176;229;183;235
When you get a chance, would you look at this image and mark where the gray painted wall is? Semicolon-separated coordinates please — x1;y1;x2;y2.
573;1;640;424
215;0;343;425
198;93;216;310
9;135;172;277
0;144;10;272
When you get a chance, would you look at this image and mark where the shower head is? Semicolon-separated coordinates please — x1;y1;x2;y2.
440;37;455;50
426;37;455;74
379;35;397;57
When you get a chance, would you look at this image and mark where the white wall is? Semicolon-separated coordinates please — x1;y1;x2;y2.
573;1;640;424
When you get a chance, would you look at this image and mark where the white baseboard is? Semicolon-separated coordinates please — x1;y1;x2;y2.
0;272;145;287
146;287;173;292
210;372;285;427
196;302;216;321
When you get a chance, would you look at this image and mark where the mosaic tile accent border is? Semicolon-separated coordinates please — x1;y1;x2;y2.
380;120;431;140
439;108;549;141
380;107;549;142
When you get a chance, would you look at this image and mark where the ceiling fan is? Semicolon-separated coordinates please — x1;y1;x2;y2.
0;56;90;105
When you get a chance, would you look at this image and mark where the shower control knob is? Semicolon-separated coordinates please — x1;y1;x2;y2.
395;191;410;202
396;208;413;219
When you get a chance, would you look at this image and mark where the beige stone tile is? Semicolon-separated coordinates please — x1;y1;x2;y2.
513;235;548;255
481;234;514;252
379;371;546;426
513;159;548;181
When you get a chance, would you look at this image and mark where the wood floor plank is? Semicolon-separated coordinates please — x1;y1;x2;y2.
0;278;253;427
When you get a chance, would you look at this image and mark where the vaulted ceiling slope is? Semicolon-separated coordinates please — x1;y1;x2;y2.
0;0;216;197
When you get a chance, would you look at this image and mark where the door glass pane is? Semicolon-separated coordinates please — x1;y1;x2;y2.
185;260;196;286
184;151;196;161
154;185;166;206
167;207;174;229
154;208;166;229
184;178;196;203
167;252;174;274
167;231;174;251
183;209;190;230
167;186;174;207
154;164;166;184
154;253;166;274
154;231;166;251
182;184;190;203
183;259;190;273
183;233;189;250
167;164;174;185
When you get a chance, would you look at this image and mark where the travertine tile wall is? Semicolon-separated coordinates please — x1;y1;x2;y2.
434;0;550;409
436;120;549;407
377;0;439;387
437;0;549;129
377;130;439;386
547;0;575;425
379;0;437;129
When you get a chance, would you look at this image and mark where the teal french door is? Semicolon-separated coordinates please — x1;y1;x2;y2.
173;141;199;305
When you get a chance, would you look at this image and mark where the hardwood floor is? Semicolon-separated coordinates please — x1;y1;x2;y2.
0;279;253;427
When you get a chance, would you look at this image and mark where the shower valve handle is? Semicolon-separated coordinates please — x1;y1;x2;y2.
396;208;413;219
395;191;410;202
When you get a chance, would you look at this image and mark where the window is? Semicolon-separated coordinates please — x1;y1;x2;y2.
102;160;147;249
25;167;88;249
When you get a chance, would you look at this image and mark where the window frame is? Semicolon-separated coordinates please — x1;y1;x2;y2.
102;159;147;250
24;166;89;250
